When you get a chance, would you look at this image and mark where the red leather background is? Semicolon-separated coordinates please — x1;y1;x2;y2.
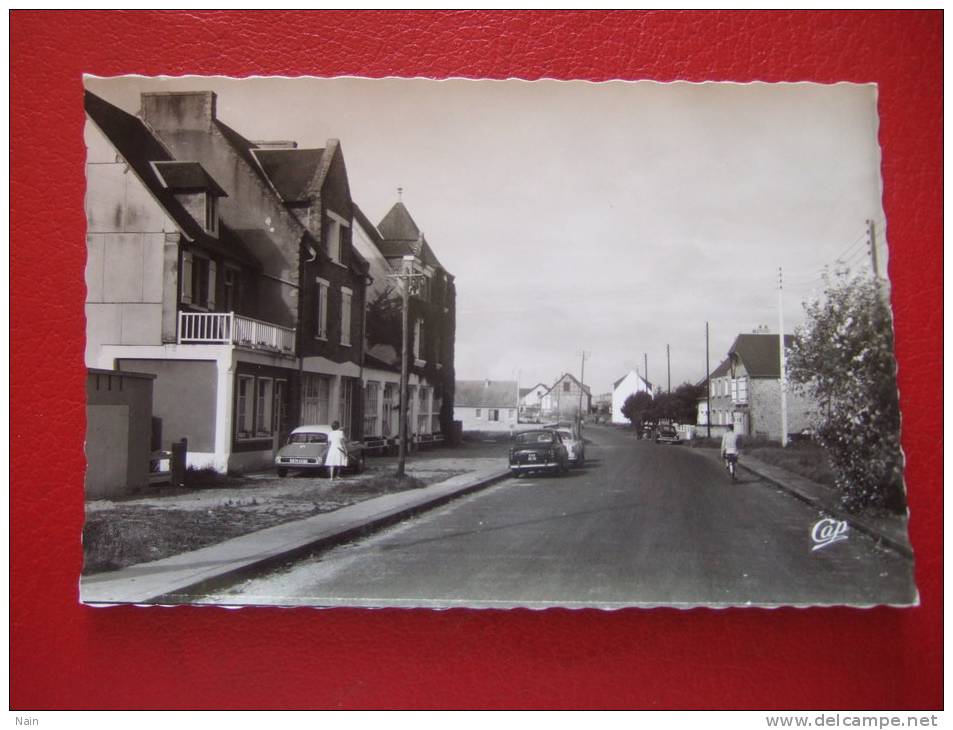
10;11;942;710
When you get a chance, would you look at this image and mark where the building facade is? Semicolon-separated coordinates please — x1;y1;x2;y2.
85;90;454;473
454;380;520;432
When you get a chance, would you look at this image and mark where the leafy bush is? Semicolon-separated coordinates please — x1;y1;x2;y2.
788;272;905;514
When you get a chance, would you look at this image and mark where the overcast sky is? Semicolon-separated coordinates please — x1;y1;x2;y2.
87;76;887;395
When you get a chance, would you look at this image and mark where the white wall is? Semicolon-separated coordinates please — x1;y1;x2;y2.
611;371;652;424
455;406;519;432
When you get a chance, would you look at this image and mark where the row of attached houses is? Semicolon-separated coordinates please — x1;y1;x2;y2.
696;333;814;441
85;89;455;475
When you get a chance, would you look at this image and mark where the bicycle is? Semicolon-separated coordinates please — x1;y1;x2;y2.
723;452;738;481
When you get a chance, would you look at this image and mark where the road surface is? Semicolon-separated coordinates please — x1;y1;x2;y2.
197;425;916;608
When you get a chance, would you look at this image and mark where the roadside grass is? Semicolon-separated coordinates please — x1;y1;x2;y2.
746;442;835;487
83;471;446;575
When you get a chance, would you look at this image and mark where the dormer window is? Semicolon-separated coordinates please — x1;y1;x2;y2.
152;161;226;238
205;194;218;235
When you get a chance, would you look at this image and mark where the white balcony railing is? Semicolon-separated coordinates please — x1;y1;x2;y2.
178;311;295;355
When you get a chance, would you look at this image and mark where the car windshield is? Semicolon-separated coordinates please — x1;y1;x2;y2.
516;432;554;445
288;432;329;444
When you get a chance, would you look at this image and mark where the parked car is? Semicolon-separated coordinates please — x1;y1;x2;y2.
555;428;585;467
654;425;681;445
509;429;569;477
275;425;366;477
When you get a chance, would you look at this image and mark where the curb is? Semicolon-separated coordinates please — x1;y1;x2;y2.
82;467;511;605
737;461;913;560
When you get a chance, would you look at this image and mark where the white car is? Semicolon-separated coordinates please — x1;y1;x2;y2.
275;425;365;477
555;428;586;467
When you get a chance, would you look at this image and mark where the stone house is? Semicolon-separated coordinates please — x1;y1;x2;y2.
540;373;592;422
699;333;816;441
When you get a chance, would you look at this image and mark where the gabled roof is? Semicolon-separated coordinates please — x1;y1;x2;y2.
84;91;258;268
250;148;325;203
612;370;653;392
455;380;518;408
551;372;592;396
729;333;795;378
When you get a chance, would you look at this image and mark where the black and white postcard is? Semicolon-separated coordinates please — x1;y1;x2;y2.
80;76;915;609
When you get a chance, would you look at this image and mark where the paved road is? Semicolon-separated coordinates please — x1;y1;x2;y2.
200;425;916;608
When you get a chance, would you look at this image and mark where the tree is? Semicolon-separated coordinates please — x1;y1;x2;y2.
365;286;402;351
621;391;653;427
787;271;905;514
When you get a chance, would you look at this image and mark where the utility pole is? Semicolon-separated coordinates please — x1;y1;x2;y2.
577;350;589;429
778;267;789;448
666;344;671;393
867;218;879;279
705;322;711;439
388;250;425;478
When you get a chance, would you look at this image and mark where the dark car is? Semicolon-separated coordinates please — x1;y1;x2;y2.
654;425;681;445
509;429;570;477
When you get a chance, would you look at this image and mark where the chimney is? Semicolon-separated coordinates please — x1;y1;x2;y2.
141;91;217;132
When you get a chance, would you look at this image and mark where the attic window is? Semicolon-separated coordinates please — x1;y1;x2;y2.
205;194;218;235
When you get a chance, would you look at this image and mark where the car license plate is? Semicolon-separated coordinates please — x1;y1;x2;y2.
289;458;310;464
528;453;537;461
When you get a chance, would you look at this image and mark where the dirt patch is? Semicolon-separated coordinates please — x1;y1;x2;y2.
83;468;455;575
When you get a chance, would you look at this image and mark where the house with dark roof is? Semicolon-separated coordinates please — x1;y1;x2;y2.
610;370;653;424
351;203;454;448
358;199;457;442
700;332;817;440
454;380;520;432
85;90;300;475
85;89;374;474
540;373;592;422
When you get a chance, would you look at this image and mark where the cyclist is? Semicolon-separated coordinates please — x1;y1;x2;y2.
721;423;741;478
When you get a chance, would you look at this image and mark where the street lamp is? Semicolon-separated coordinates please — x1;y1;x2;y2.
387;251;425;478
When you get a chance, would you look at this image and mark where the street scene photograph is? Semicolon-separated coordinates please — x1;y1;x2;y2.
79;75;915;609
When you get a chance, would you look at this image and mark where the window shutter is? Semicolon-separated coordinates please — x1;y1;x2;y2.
319;284;328;338
181;250;193;305
207;260;217;311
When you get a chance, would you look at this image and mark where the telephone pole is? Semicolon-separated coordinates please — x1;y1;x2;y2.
387;249;426;477
577;350;589;428
867;218;879;279
666;344;671;393
778;267;789;447
705;322;711;439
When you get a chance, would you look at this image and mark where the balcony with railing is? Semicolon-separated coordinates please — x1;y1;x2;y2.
177;311;295;355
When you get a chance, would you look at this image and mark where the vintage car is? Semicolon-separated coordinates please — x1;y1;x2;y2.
275;425;366;477
654;425;682;445
554;428;586;467
509;429;570;477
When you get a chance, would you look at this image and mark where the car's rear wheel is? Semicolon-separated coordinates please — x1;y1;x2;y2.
277;467;288;477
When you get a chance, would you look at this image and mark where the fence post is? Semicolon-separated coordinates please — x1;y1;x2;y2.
171;437;188;487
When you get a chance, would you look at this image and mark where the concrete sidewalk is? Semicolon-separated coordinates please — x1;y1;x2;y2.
697;447;912;559
81;464;510;605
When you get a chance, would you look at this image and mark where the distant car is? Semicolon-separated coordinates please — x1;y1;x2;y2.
654;425;681;445
555;428;586;467
275;425;366;477
509;429;569;477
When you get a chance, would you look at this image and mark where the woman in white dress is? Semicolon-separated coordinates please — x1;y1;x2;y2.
325;420;348;480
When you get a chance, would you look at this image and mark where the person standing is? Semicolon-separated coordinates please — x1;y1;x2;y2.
326;420;349;480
